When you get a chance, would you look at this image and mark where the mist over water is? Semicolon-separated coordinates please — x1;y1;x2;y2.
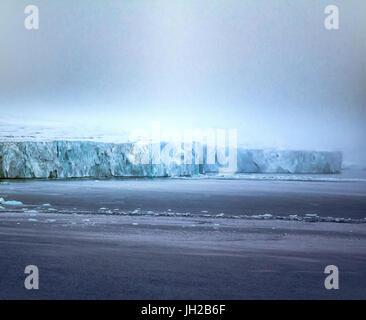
1;0;365;166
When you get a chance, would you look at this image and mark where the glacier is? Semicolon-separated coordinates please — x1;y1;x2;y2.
0;141;342;179
203;149;342;174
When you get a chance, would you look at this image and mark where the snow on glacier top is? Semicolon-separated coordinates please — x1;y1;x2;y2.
0;121;130;143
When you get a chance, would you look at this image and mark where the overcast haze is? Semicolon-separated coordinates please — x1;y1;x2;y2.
0;0;365;164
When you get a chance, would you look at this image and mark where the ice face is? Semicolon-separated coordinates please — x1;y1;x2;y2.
0;141;200;178
216;149;342;174
0;141;342;179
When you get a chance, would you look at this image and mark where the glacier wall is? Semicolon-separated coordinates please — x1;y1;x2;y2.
0;141;342;178
203;149;342;174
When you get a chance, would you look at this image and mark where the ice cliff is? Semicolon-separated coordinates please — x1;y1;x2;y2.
0;141;342;178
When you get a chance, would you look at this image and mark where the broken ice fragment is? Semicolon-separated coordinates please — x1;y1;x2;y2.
262;214;273;219
4;200;23;205
24;210;38;214
304;214;320;222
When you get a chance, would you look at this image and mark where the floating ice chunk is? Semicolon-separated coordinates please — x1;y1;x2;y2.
201;210;208;213
24;210;38;214
251;215;262;219
0;181;9;185
0;198;4;204
42;203;51;207
216;213;225;217
4;200;23;205
132;222;139;226
47;208;57;211
131;209;140;214
304;213;320;222
47;219;56;223
262;214;273;219
28;218;38;222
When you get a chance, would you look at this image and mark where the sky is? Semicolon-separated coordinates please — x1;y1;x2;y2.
0;0;365;164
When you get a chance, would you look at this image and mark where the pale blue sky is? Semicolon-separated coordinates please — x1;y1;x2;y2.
0;1;365;163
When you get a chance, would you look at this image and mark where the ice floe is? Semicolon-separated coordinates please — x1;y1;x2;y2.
3;200;23;205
